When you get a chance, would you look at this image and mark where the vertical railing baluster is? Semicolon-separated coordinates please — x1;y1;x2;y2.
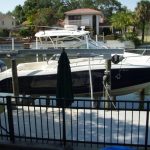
90;99;92;147
52;99;55;140
124;100;127;144
77;99;78;146
27;97;32;142
97;99;99;146
131;102;134;145
6;96;15;143
33;98;38;142
117;101;119;144
84;99;85;147
0;103;3;139
145;101;149;150
16;97;21;140
3;97;9;140
46;98;50;141
137;109;141;148
70;104;73;144
58;98;61;140
39;98;43;141
62;98;66;146
22;97;26;141
104;100;106;147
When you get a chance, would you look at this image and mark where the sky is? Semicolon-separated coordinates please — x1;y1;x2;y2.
118;0;140;10
0;0;140;14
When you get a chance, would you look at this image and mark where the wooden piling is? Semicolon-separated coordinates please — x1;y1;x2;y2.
11;58;19;97
103;59;111;108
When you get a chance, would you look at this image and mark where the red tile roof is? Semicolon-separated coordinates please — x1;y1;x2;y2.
65;8;102;15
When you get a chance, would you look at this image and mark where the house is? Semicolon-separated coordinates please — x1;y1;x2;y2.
64;8;104;35
0;13;16;30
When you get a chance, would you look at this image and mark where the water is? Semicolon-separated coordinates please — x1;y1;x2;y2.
0;43;23;50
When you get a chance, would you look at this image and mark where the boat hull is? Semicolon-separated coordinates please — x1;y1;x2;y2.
0;67;150;96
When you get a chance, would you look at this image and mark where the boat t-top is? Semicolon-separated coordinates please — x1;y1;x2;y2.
31;25;95;49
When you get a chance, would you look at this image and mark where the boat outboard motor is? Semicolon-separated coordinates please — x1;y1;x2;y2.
0;60;7;72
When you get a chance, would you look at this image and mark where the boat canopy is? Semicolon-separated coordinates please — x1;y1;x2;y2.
35;29;90;38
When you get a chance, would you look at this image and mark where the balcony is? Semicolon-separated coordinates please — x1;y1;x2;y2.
65;19;90;27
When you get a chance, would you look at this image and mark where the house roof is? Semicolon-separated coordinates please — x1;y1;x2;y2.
0;13;15;20
64;8;102;15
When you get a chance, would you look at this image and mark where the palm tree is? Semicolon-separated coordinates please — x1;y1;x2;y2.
110;11;135;36
135;0;150;43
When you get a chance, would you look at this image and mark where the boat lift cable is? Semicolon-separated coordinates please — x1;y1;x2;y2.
102;80;116;109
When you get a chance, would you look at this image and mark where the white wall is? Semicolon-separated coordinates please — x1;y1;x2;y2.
81;15;92;26
64;14;104;35
0;15;16;29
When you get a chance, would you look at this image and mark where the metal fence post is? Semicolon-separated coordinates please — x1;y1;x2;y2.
62;99;66;146
6;96;15;143
145;102;149;150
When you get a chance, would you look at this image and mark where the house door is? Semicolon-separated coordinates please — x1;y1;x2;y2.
92;15;96;35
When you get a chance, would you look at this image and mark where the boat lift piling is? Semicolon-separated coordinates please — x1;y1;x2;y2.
11;58;19;97
11;38;20;104
103;54;112;108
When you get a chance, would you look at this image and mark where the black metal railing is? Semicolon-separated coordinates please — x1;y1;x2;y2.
0;96;149;149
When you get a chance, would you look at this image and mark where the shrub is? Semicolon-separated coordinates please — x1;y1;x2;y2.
0;29;9;37
19;28;31;37
124;32;141;46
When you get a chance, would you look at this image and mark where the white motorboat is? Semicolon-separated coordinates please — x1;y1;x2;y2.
0;52;150;96
30;25;106;49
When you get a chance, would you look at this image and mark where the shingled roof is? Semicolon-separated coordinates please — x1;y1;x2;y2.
64;8;102;15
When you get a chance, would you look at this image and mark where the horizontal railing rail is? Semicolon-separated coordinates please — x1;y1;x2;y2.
0;96;149;149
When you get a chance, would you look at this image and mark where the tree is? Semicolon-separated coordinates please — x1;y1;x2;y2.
19;28;31;37
135;0;150;43
64;0;122;17
12;5;25;24
65;0;95;10
32;8;57;27
94;0;122;18
111;11;135;35
11;0;125;37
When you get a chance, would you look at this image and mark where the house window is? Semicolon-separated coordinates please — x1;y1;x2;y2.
68;15;81;20
1;21;4;25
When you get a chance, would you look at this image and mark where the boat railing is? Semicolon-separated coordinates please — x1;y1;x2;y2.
126;48;150;55
31;35;88;49
48;55;104;68
89;38;108;49
70;57;104;68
